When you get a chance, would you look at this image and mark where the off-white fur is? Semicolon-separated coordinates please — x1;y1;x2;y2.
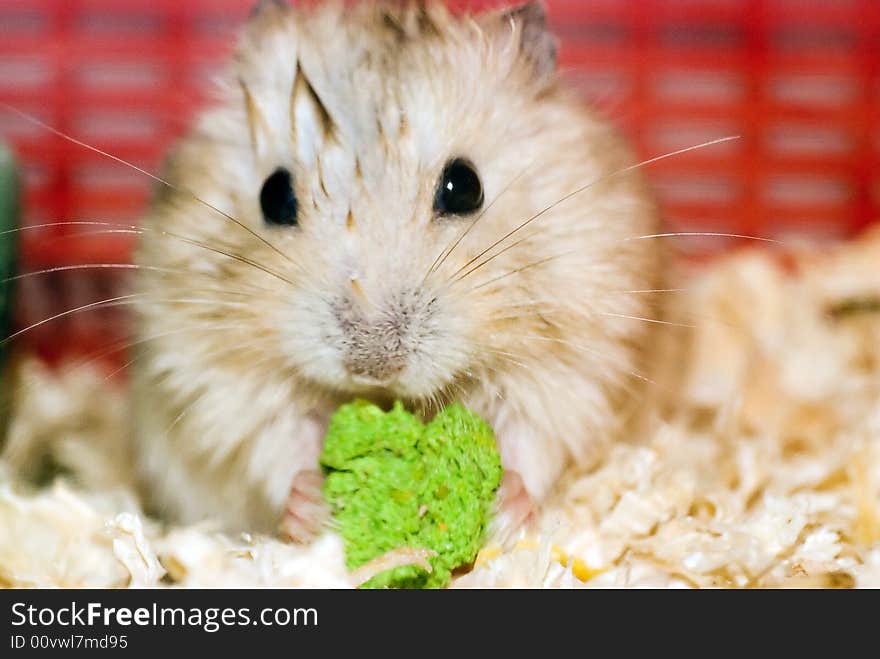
131;1;662;535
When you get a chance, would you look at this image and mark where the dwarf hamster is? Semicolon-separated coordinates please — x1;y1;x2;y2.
130;0;663;541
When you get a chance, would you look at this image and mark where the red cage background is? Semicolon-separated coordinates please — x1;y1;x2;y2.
1;0;879;361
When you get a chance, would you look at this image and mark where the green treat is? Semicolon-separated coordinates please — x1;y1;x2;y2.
321;400;503;589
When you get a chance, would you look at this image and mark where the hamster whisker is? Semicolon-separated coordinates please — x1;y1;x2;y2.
499;300;742;335
475;264;738;335
467;363;507;399
1;293;144;347
486;300;569;320
1;263;176;285
419;389;445;417
464;250;579;294
66;227;306;281
516;334;658;389
147;232;298;288
0;102;297;268
142;285;289;306
3;263;286;346
475;345;532;372
45;264;290;302
146;325;294;392
624;232;784;245
0;220;138;237
448;379;470;404
113;328;284;385
424;163;532;284
2;295;262;347
434;388;453;415
445;136;741;286
447;232;539;287
603;303;750;333
489;310;566;323
164;397;200;438
485;297;574;313
3;221;303;287
416;381;469;416
597;312;697;329
99;322;266;381
133;296;259;310
610;288;691;295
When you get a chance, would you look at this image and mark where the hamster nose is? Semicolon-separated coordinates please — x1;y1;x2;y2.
340;317;409;384
335;291;418;385
343;352;406;384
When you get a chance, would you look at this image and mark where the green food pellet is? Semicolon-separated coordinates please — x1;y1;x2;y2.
320;400;503;589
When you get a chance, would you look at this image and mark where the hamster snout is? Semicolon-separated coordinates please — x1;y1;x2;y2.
130;0;664;540
335;289;436;386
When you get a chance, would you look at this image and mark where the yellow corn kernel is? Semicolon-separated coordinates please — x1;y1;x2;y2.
571;559;605;583
552;544;569;568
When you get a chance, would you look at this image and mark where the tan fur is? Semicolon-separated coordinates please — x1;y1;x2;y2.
131;1;662;534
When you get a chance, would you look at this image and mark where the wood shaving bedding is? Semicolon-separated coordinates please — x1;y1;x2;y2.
2;229;880;588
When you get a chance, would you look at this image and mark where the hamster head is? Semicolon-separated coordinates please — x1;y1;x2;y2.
136;0;660;407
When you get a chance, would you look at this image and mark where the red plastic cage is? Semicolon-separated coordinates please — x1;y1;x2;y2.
1;0;879;361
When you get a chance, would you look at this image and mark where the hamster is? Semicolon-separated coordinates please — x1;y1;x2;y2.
130;0;663;542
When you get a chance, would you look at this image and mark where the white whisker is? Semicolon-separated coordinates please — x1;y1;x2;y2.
598;312;696;329
0;102;297;267
425;162;533;283
476;345;532;372
518;334;657;390
447;136;741;284
2;263;169;285
450;232;538;287
466;250;578;293
100;322;260;381
626;232;783;245
612;288;690;295
2;294;144;346
1;220;301;288
0;220;137;236
3;295;264;347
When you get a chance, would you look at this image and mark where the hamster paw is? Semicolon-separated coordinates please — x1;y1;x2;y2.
279;470;330;544
488;470;537;548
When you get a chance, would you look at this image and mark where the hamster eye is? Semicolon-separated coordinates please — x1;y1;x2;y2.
434;158;484;216
260;167;299;226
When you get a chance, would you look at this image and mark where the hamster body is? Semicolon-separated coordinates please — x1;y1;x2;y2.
131;0;662;538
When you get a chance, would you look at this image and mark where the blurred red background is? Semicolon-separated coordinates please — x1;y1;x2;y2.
1;0;879;362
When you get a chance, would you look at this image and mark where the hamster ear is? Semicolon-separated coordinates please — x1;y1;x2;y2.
246;0;291;31
485;1;558;83
249;0;289;17
238;0;293;57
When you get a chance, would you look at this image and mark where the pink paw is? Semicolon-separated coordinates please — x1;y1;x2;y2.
488;471;537;546
279;470;330;544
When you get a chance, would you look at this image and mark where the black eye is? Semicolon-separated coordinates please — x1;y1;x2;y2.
434;158;484;216
260;167;298;226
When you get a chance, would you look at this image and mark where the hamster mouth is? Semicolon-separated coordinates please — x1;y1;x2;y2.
338;375;416;405
348;373;397;389
308;367;465;413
